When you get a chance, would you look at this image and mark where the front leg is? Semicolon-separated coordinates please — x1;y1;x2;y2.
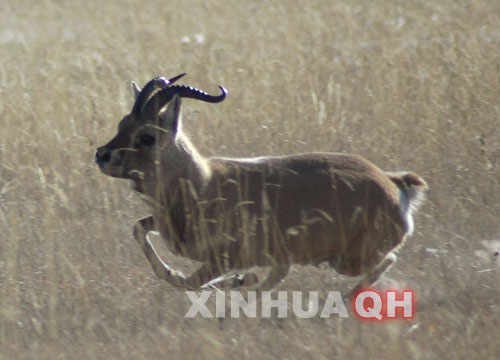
133;216;187;287
257;265;290;292
204;272;260;290
133;216;257;289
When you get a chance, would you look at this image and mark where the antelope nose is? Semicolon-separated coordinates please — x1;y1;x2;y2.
95;146;111;166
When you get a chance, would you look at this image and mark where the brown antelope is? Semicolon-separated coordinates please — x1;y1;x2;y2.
95;74;428;296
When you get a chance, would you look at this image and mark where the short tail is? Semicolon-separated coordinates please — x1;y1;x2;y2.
387;171;428;212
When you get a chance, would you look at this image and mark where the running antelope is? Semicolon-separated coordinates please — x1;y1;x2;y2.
95;75;428;296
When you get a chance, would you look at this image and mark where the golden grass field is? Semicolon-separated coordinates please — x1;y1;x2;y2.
1;0;499;358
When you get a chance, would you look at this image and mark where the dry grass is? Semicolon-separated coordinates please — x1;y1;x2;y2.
1;0;499;359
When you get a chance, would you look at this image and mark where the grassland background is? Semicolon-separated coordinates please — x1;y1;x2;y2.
1;0;499;359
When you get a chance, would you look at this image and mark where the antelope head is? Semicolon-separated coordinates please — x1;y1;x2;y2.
95;74;227;184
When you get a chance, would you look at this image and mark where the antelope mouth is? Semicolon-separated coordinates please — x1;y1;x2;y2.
95;156;128;178
96;164;127;178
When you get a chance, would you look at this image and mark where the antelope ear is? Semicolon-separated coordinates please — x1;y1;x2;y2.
131;81;141;100
159;95;182;133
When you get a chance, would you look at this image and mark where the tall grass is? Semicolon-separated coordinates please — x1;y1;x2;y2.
1;0;499;358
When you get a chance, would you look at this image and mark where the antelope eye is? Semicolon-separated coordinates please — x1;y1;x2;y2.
139;134;155;147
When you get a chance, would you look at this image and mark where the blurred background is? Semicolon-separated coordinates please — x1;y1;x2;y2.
0;0;499;358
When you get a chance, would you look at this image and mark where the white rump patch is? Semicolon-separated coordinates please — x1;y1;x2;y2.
399;189;415;235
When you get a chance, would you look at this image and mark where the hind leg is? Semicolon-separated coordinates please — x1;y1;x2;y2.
348;252;397;299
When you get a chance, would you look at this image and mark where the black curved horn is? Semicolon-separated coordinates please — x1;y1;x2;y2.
140;84;227;121
167;73;187;85
131;74;186;116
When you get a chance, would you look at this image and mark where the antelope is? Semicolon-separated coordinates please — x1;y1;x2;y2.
95;74;428;296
